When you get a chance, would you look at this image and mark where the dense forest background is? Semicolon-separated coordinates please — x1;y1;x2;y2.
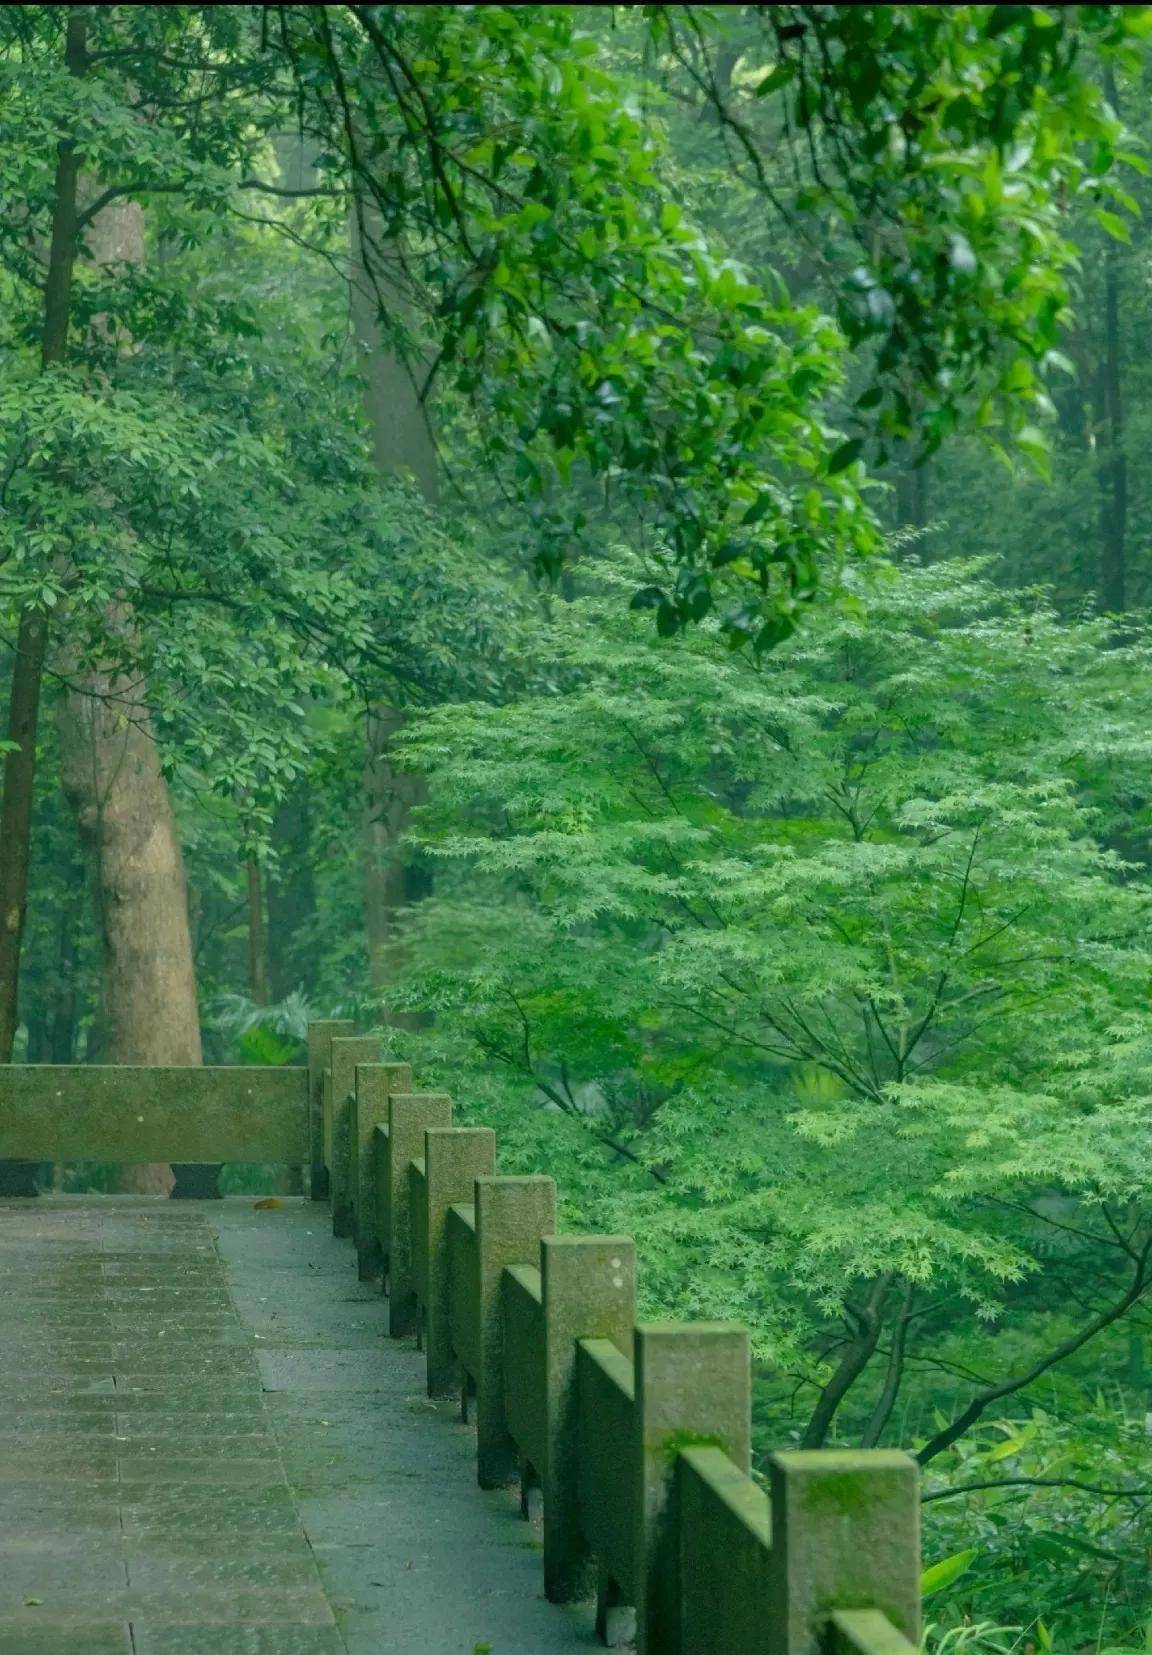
5;4;1152;1643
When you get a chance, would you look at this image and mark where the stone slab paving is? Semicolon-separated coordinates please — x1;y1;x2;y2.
0;1197;598;1655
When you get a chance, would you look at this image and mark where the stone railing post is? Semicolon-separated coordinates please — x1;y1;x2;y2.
351;1060;412;1281
474;1175;556;1489
767;1450;921;1655
328;1035;381;1238
306;1019;353;1200
384;1092;452;1336
423;1125;495;1396
634;1322;750;1655
541;1234;636;1604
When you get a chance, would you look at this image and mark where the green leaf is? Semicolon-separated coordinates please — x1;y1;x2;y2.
920;1548;978;1598
985;6;1028;38
630;585;666;612
1095;208;1131;243
753;613;796;652
755;62;796;97
827;438;864;474
655;600;680;638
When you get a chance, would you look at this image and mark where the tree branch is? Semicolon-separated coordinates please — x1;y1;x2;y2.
922;1477;1152;1504
860;1280;912;1447
917;1236;1152;1466
801;1273;892;1448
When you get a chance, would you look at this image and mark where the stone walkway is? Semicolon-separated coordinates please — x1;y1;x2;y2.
0;1197;597;1655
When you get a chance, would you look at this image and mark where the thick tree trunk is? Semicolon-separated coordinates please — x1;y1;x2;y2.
56;183;207;1194
56;659;202;1063
58;654;203;1194
350;210;437;1012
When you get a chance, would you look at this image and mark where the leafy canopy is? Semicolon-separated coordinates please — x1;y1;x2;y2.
283;3;1150;638
394;560;1152;1433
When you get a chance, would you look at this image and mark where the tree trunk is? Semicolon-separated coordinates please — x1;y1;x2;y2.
56;661;203;1054
350;213;440;506
246;855;268;1005
48;882;81;1063
1097;68;1127;615
894;461;928;535
266;791;317;1002
0;9;86;1195
350;209;437;1014
363;706;428;994
1097;243;1127;612
801;1275;892;1449
0;8;85;1079
55;179;207;1195
0;612;51;1066
58;651;203;1194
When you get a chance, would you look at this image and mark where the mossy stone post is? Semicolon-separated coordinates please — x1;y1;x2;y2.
321;1068;333;1186
306;1019;353;1201
541;1234;636;1604
423;1125;495;1397
351;1060;412;1281
678;1446;771;1655
329;1035;380;1238
767;1450;921;1655
474;1174;557;1490
635;1322;750;1655
385;1092;452;1336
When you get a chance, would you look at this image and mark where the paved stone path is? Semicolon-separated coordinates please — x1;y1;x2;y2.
0;1197;597;1655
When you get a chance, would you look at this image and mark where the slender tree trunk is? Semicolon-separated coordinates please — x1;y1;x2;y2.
363;706;426;993
801;1275;891;1449
1098;68;1127;615
350;208;436;1011
25;1010;49;1064
860;1283;912;1447
895;462;928;534
0;9;85;1079
266;791;317;1002
0;613;50;1065
0;10;86;1195
1097;243;1127;612
246;856;268;1005
48;884;80;1063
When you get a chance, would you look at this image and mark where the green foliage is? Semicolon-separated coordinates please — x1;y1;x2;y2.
5;8;1152;1638
281;4;1149;636
697;4;1151;461
923;1404;1152;1644
282;3;874;641
384;552;1152;1639
395;556;1152;1497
